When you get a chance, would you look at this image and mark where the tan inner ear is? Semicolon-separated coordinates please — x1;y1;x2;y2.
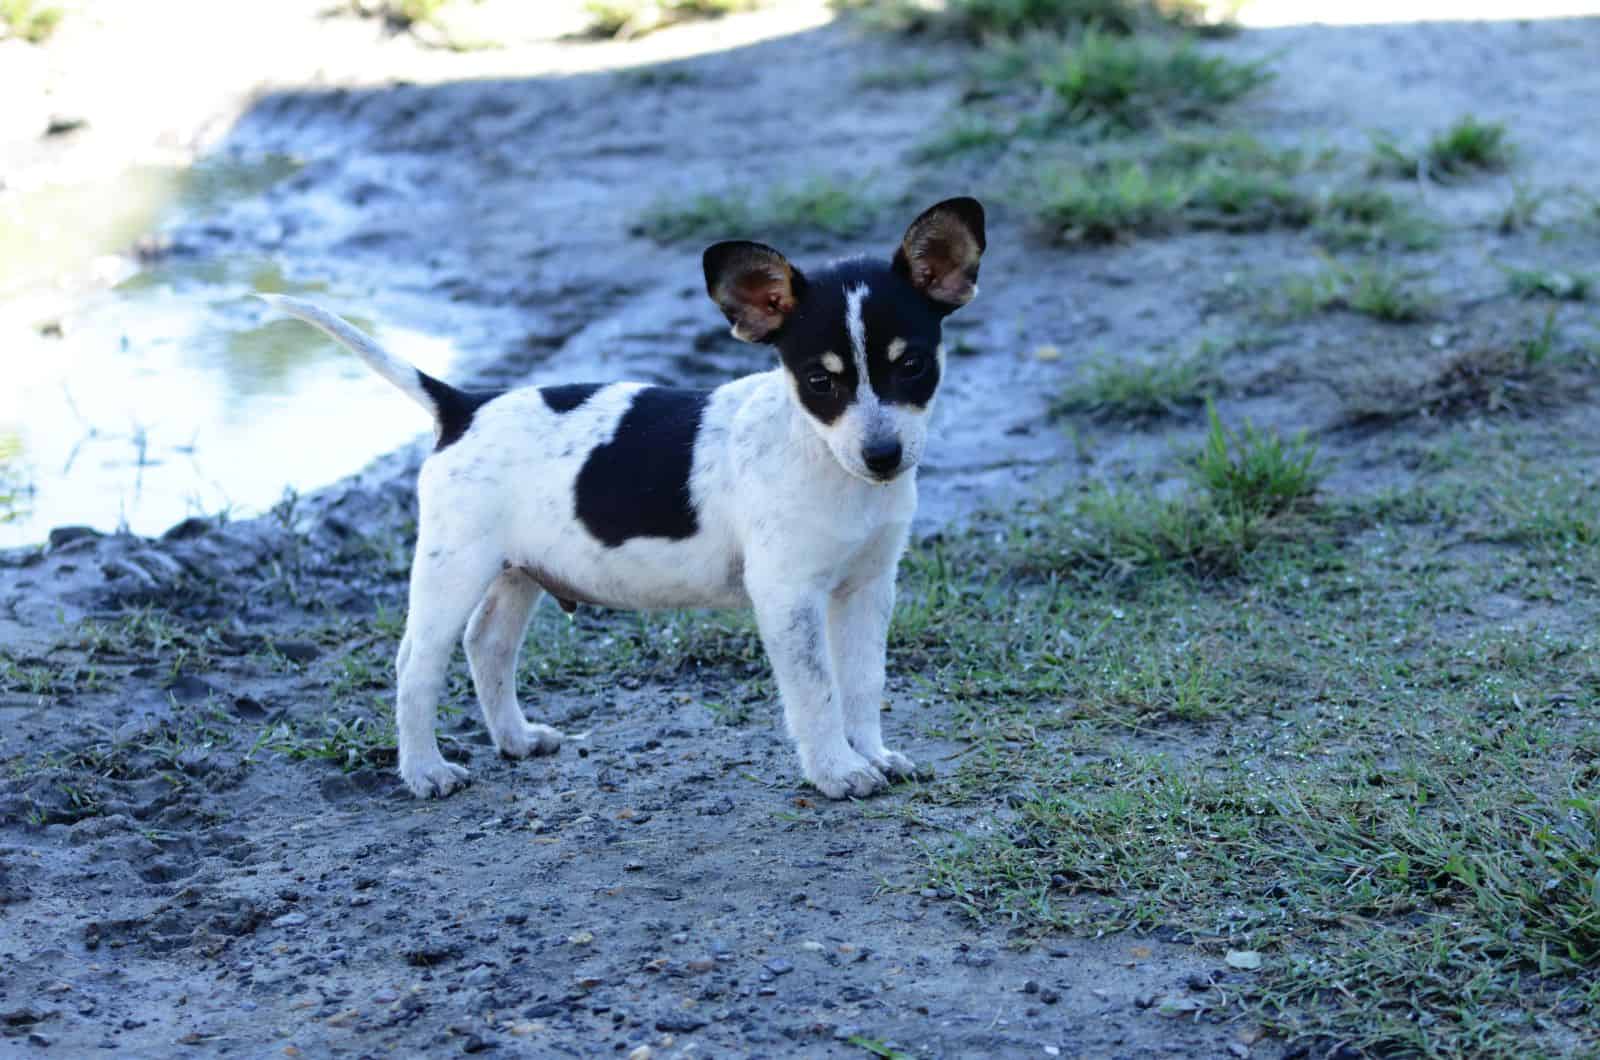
902;215;982;306
715;259;797;341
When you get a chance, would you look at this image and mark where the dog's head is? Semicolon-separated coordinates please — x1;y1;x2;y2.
703;197;985;484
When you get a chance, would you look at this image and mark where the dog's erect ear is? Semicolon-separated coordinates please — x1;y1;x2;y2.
703;241;804;343
893;197;986;309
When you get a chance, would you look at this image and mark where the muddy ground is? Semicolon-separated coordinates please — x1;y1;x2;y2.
4;3;1600;1057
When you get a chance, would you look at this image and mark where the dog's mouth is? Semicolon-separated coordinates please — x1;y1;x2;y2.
844;461;909;486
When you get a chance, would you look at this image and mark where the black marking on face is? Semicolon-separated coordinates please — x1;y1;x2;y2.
771;260;945;422
416;370;505;451
857;282;942;410
540;383;604;414
575;387;710;548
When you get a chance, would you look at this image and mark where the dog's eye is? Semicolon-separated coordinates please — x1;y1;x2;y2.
896;354;926;379
805;371;834;395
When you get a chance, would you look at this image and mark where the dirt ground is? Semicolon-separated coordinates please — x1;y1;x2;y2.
3;2;1599;1057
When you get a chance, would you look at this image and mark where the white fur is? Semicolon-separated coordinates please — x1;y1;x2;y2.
270;302;925;800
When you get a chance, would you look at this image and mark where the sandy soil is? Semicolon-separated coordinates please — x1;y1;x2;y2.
3;2;1598;1056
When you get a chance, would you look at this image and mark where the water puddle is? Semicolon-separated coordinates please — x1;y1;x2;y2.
0;154;458;548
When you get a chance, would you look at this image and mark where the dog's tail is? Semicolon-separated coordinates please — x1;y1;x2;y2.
258;294;442;414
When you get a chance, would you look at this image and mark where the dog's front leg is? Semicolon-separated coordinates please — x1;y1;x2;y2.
830;575;917;780
748;580;889;800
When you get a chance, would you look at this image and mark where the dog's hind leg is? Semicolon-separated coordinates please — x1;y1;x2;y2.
395;546;503;799
463;568;563;760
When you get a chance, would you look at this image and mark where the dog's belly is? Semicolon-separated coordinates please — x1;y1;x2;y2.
513;536;749;613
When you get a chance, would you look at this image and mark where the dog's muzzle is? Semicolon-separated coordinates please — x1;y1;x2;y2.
862;438;903;481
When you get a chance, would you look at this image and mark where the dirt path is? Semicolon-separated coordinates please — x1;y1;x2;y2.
4;3;1599;1057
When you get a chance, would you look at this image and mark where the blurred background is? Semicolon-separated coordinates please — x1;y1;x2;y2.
2;0;1596;547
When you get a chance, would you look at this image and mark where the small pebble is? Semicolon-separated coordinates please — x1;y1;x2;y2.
764;958;794;976
271;913;308;928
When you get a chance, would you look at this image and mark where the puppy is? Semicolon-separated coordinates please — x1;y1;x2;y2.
264;196;985;800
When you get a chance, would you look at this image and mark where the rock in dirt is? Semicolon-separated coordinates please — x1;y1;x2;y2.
655;1012;708;1032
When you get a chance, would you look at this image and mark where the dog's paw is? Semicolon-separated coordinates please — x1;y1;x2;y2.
860;746;917;780
400;756;470;799
494;721;563;760
805;749;889;800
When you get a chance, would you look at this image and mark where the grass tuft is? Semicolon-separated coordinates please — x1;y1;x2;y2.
1194;400;1319;517
829;0;1230;39
633;176;881;244
1052;344;1220;421
1025;402;1319;582
855;60;943;90
0;434;30;526
914;114;1014;160
1371;115;1514;180
1280;261;1433;323
1039;30;1270;131
1504;265;1591;302
0;0;62;43
584;0;763;38
1034;136;1315;244
1314;187;1439;251
1033;161;1187;243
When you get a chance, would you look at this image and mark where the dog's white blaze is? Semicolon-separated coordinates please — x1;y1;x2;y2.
844;284;869;379
886;337;907;363
821;352;845;374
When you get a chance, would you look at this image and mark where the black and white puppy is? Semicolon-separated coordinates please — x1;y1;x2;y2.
264;197;985;800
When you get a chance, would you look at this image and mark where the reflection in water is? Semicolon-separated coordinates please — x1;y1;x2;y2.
0;154;459;549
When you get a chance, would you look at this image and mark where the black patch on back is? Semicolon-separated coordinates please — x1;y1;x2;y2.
576;387;710;548
417;371;504;451
540;383;604;414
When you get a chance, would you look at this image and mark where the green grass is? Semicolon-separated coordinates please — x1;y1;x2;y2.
829;0;1228;38
585;0;763;38
256;708;399;771
1051;343;1220;421
1184;165;1314;231
1024;403;1320;583
914;114;1014;161
0;0;62;43
1034;160;1188;242
1037;30;1271;131
1371;115;1514;181
1505;266;1591;302
0;434;29;526
901;423;1600;1057
846;1035;915;1060
855;60;943;90
633;176;882;243
1315;187;1439;251
1280;260;1433;323
1193;400;1318;517
1033;134;1315;243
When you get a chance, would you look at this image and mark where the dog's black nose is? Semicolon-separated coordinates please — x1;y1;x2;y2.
863;439;903;477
